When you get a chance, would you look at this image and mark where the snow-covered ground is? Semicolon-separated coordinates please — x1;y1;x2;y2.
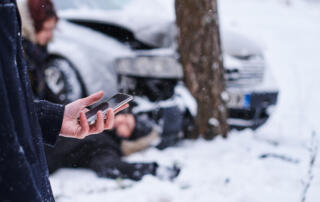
50;0;320;201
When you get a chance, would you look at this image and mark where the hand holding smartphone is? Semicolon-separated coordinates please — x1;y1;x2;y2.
85;93;133;125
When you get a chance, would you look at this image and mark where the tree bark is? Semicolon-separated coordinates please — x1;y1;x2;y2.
175;0;228;139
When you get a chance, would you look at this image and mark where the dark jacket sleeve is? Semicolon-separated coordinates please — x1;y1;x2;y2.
34;100;65;146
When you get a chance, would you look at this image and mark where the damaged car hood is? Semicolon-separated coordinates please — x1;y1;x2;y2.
56;0;263;56
59;9;176;48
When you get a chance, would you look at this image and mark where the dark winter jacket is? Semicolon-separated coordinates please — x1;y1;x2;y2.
0;1;64;201
22;39;48;71
22;38;48;99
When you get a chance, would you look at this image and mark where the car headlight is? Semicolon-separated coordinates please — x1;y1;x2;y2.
116;56;183;79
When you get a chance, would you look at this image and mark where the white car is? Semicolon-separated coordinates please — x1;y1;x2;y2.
45;0;278;129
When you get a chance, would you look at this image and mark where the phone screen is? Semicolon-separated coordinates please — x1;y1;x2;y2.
85;93;133;125
85;102;109;123
107;93;133;111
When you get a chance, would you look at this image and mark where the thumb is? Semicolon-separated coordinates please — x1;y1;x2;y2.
81;91;104;107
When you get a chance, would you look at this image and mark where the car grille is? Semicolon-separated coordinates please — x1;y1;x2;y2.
225;56;265;87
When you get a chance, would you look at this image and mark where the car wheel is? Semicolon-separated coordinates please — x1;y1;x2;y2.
45;58;85;104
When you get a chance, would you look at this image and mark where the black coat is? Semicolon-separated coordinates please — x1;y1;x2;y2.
22;38;48;99
0;1;64;201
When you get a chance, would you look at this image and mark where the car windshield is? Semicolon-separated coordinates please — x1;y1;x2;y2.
54;0;132;11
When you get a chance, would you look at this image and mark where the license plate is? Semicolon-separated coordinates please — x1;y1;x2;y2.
227;92;251;109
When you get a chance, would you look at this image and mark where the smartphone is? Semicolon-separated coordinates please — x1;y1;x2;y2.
85;93;133;125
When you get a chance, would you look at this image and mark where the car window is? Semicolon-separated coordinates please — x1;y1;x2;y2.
54;0;132;11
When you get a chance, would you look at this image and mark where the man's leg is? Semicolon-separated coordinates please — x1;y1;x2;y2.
89;151;158;181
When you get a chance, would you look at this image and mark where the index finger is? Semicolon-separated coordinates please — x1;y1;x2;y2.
80;91;104;107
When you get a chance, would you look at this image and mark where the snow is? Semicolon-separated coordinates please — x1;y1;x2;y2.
56;0;175;35
132;84;197;116
50;0;320;201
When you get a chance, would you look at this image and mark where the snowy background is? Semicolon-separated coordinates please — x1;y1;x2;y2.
50;0;320;201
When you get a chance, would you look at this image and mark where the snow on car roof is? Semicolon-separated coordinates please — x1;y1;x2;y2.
54;0;175;33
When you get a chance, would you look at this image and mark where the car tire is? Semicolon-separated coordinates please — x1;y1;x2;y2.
45;57;85;104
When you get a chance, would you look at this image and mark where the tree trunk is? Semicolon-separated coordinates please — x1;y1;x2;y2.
175;0;228;139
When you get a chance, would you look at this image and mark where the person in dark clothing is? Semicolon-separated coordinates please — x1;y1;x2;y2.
46;113;180;181
18;0;57;99
0;1;125;201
